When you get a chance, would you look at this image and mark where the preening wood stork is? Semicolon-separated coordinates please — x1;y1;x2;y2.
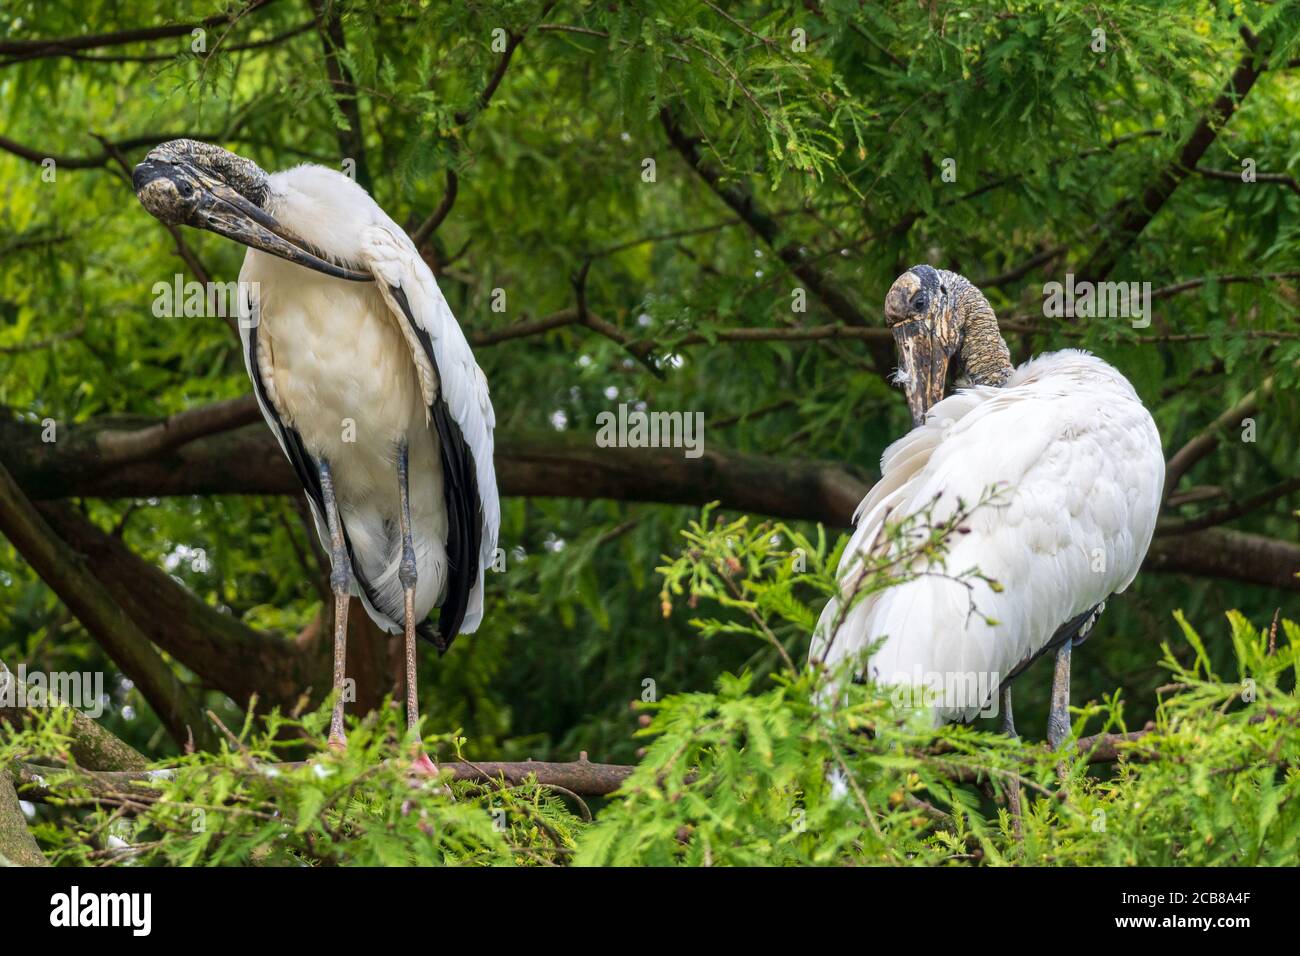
812;265;1163;745
133;140;499;767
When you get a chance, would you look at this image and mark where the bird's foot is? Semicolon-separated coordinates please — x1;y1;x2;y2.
409;750;440;777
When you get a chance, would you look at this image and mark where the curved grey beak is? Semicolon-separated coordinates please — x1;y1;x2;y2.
133;159;371;282
890;318;958;426
884;274;960;427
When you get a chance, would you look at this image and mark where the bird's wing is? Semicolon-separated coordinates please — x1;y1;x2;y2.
359;225;499;649
814;353;1163;720
236;279;396;630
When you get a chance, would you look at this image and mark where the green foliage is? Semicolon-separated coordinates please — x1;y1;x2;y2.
579;611;1299;866
9;702;579;866
1;1;1298;864
9;513;1297;866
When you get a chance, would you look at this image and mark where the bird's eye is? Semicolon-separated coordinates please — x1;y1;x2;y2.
177;180;194;198
910;291;928;312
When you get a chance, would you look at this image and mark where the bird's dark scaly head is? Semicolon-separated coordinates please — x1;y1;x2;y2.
885;264;966;426
133;139;370;281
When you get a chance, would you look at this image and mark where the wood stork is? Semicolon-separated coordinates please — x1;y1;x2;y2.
812;265;1163;746
132;140;499;769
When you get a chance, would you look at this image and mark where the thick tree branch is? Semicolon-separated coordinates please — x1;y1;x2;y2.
14;756;634;801
91;396;263;468
0;461;217;751
0;771;46;866
1;658;148;772
1143;527;1299;591
9;724;1187;806
3;408;1296;591
32;502;328;714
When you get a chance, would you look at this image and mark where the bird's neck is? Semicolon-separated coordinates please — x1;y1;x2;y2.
956;286;1013;387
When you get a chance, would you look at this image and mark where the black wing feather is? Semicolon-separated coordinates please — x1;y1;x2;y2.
388;285;482;654
1001;600;1107;686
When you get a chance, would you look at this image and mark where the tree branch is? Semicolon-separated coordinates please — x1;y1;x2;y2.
14;756;634;800
1159;476;1300;536
4;408;1296;591
7;724;1186;807
658;108;895;373
0;461;218;751
410;1;556;248
1195;165;1300;196
1;657;149;772
1164;377;1274;500
0;771;45;866
0;0;277;64
1077;30;1268;284
90;396;263;469
308;0;369;191
32;501;329;714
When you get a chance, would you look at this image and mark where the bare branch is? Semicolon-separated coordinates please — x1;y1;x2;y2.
1151;270;1300;300
1195;165;1300;196
91;396;264;468
4;406;1297;592
1159;475;1300;536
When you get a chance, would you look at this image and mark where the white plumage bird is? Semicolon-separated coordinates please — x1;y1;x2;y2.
812;266;1163;743
133;141;499;767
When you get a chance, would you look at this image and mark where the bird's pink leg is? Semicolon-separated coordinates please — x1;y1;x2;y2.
397;442;439;779
318;458;351;750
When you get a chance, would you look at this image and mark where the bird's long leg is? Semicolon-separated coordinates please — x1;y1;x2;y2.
999;683;1024;843
397;441;438;777
1047;641;1072;750
318;458;351;749
999;684;1017;738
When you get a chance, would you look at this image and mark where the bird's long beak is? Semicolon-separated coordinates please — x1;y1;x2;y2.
133;159;371;282
890;317;958;427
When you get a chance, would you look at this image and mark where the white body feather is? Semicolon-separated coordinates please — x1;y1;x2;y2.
812;350;1163;721
237;165;499;634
